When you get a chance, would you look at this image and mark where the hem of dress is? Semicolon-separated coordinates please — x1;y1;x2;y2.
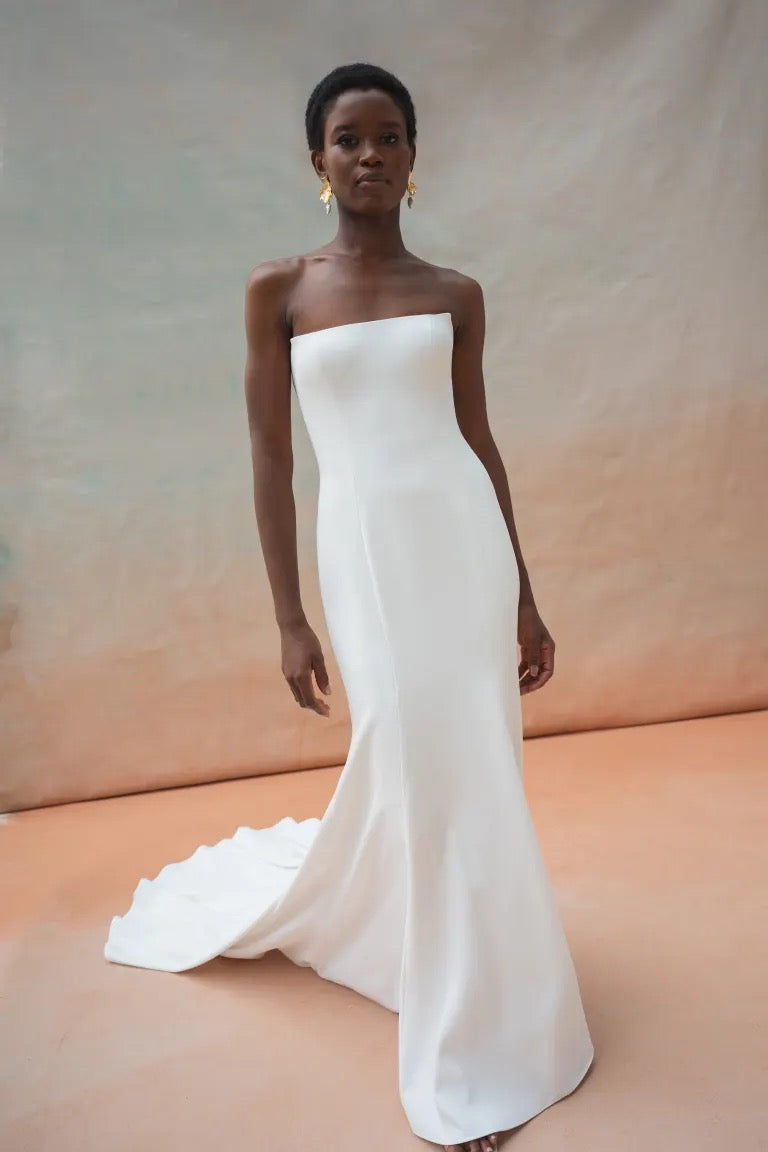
103;903;282;973
410;1043;595;1147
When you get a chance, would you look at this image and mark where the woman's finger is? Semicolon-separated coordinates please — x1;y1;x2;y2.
519;635;540;679
313;651;332;695
286;677;302;705
532;636;555;688
297;671;329;716
295;671;313;708
539;635;555;674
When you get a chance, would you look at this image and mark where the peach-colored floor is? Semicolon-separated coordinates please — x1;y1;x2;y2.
1;710;765;1151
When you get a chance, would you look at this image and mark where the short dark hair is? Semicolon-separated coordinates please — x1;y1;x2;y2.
304;62;417;151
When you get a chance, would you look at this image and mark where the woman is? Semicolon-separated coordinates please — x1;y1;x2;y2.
105;62;594;1152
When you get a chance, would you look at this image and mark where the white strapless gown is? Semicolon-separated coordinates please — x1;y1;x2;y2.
105;312;594;1145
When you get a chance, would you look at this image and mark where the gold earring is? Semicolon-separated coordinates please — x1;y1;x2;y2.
406;172;417;209
319;175;333;214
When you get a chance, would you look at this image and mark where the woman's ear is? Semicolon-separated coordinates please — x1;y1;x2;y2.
310;150;326;180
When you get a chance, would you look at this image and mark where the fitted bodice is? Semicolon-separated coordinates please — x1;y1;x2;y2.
289;312;464;483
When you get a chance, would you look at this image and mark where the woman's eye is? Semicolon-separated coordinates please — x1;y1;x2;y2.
335;133;399;147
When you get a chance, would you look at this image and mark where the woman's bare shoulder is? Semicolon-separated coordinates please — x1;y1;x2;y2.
245;253;319;332
245;249;337;320
435;263;483;301
408;258;484;329
409;256;483;306
245;254;306;298
245;246;336;283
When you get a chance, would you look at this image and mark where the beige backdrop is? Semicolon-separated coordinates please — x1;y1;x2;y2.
2;0;766;811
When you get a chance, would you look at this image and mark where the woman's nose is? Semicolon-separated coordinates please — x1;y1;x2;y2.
360;141;383;164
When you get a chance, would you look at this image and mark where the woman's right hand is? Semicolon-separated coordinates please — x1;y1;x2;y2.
280;619;332;716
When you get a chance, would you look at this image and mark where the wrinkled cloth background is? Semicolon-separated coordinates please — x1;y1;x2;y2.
2;0;766;809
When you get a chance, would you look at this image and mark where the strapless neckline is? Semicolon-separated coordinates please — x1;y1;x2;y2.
290;310;453;343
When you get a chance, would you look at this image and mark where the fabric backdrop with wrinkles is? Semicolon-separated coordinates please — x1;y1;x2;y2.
1;0;766;810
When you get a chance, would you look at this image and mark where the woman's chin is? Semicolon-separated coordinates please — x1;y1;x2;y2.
344;193;401;216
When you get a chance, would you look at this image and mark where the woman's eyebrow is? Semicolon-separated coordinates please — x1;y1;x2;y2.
332;120;402;133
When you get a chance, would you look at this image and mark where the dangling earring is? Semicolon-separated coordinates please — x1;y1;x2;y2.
406;172;417;209
319;175;333;215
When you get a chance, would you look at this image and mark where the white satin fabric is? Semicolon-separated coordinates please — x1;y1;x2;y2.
105;312;593;1145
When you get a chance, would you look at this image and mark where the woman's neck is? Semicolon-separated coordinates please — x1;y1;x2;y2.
327;210;409;263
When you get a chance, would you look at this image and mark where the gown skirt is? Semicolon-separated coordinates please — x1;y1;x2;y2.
104;312;594;1146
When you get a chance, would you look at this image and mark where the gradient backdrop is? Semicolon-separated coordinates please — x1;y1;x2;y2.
2;0;766;810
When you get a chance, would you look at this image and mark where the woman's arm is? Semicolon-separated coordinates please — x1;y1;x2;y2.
244;264;305;628
451;276;554;692
451;276;536;609
243;264;331;714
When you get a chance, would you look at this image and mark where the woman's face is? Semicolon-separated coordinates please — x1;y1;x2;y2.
314;88;415;215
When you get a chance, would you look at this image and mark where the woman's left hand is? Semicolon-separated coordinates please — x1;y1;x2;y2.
517;599;555;694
